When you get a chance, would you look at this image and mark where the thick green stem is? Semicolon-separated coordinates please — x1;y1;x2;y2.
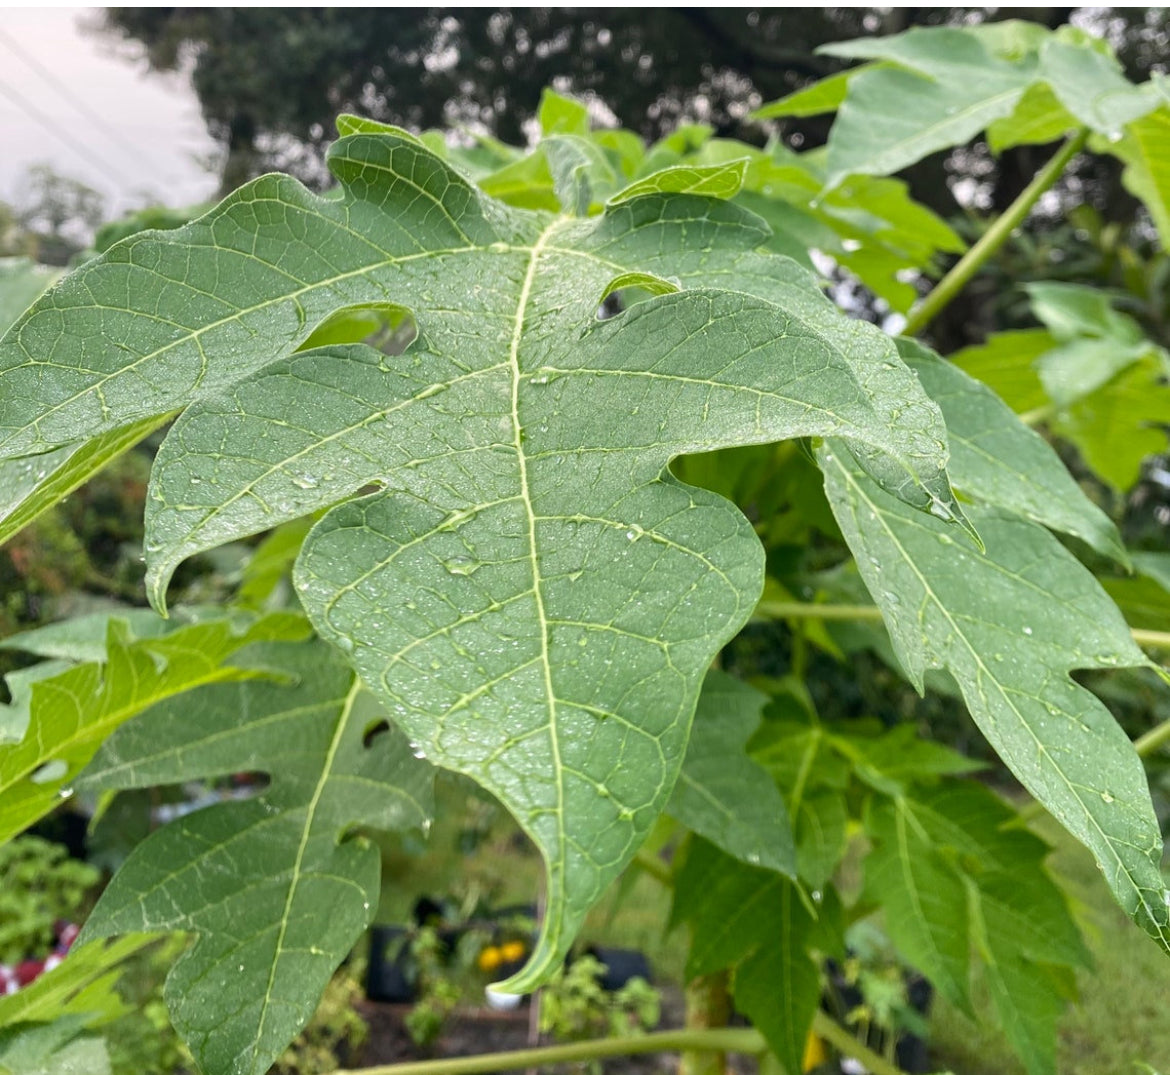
762;601;1170;656
1135;717;1170;757
902;129;1089;337
681;972;733;1075
337;1027;766;1075
757;601;883;622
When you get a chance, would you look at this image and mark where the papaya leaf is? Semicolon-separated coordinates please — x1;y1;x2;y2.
609;160;748;204
77;640;434;1075
668;670;794;875
896;337;1127;563
672;838;836;1075
0;415;171;549
0;1016;110;1075
865;784;1090;1075
820;441;1170;952
949;329;1053;414
0;612;307;845
1102;105;1170;247
817;28;1037;186
0;130;967;989
0;937;148;1029
1038;37;1160;136
987;82;1079;153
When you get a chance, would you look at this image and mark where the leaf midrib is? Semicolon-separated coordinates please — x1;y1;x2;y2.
248;676;360;1066
507;218;566;984
828;450;1170;943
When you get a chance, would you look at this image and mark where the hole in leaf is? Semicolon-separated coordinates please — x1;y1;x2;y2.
596;271;680;320
300;303;418;356
363;719;392;748
30;759;68;784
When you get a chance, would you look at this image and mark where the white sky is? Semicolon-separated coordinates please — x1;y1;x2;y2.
0;7;218;220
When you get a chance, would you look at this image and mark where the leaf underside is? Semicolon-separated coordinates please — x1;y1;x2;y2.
77;640;434;1075
0;130;960;990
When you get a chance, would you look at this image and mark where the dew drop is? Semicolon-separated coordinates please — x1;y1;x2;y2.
291;472;319;490
416;382;447;400
443;557;480;577
58;786;74;801
189;476;202;486
529;373;550;386
1101;791;1114;803
1022;626;1033;636
336;636;355;654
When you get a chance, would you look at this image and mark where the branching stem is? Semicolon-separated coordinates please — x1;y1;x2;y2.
902;129;1089;337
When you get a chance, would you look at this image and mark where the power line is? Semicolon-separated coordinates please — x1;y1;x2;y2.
0;26;159;168
0;72;136;190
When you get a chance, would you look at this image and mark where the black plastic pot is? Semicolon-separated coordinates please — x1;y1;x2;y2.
582;945;653;991
365;925;415;1003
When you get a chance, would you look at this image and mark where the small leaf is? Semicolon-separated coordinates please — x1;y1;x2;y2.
752;68;861;119
0;1016;110;1075
0;936;148;1029
78;640;434;1075
668;671;795;875
987;82;1079;152
609;160;749;204
820;442;1170;953
949;329;1053;414
672;839;831;1075
0;612;308;844
1102;105;1170;247
539;89;591;137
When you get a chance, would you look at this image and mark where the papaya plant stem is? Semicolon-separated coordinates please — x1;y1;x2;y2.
757;601;884;622
763;602;1170;655
337;1016;908;1075
634;847;674;885
336;1027;767;1075
1135;717;1170;757
811;1011;909;1075
902;128;1089;337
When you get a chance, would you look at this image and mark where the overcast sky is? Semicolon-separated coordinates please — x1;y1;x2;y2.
0;7;218;220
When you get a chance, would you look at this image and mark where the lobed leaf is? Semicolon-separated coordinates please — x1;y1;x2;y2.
672;838;835;1075
668;670;794;875
820;441;1170;952
0;129;967;988
78;640;434;1075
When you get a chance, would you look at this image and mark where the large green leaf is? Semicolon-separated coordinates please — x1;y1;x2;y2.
0;130;965;988
817;28;1036;186
819;442;1170;952
77;640;434;1075
0;612;307;844
667;670;794;875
